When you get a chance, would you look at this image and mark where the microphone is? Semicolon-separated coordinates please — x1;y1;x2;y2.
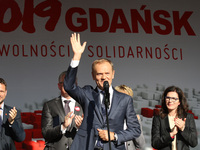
103;81;110;107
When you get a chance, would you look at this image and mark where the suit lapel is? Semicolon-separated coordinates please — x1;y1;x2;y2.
74;102;82;115
92;88;104;124
55;97;65;120
70;102;81;129
108;89;121;117
164;115;171;132
3;105;9;124
91;87;121;124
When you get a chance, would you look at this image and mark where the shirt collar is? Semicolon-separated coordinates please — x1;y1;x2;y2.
97;85;113;94
0;102;4;110
61;96;75;103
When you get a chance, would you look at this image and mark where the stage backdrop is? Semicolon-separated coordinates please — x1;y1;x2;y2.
0;0;199;149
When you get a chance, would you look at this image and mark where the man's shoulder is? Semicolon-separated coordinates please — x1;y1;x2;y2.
114;89;132;99
82;85;95;91
4;104;12;110
4;104;21;112
44;97;61;105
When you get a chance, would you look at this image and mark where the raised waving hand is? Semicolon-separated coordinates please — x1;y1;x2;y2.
70;33;87;61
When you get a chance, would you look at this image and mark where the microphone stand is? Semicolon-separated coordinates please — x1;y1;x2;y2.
104;92;111;150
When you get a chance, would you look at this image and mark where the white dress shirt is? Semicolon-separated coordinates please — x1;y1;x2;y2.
61;97;76;133
61;96;76;113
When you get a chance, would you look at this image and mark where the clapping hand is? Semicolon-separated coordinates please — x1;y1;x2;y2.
175;117;186;131
63;111;75;128
8;107;17;124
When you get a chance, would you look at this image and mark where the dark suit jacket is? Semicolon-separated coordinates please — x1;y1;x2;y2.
64;66;141;150
41;96;83;150
0;105;25;150
151;113;198;150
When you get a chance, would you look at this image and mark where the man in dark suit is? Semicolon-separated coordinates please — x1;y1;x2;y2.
63;33;141;150
0;78;25;150
41;71;83;150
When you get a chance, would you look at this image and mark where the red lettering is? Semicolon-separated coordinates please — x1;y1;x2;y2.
136;46;143;58
105;46;111;58
22;45;28;57
0;45;10;56
88;45;94;57
113;46;116;58
23;0;61;33
0;2;196;36
173;11;195;35
110;9;131;33
131;6;152;34
41;45;47;57
145;47;153;59
31;45;38;56
180;48;183;60
97;46;103;57
13;45;19;56
154;10;172;35
127;47;134;58
22;0;35;33
90;8;109;32
118;46;125;58
66;7;87;32
50;48;56;57
0;0;22;32
172;48;178;60
164;48;170;60
155;48;161;59
58;46;65;57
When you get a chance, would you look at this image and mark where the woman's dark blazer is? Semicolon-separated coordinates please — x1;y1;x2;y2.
151;113;198;150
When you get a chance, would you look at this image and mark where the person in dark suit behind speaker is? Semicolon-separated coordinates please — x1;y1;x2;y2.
0;78;25;150
64;33;141;150
41;71;83;150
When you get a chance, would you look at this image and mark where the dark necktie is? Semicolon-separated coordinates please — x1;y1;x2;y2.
64;100;71;115
101;91;106;122
95;91;107;149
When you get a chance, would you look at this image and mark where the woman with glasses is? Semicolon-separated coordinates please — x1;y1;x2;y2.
151;86;198;150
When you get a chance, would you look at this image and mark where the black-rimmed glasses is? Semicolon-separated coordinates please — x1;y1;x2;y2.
165;96;179;102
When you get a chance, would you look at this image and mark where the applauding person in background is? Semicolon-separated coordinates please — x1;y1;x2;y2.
0;78;25;150
42;71;83;150
151;86;198;150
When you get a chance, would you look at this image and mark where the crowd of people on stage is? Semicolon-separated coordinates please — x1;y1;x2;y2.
0;33;198;150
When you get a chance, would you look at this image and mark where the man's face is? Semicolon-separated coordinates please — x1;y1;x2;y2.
0;83;7;104
58;76;68;97
92;62;115;90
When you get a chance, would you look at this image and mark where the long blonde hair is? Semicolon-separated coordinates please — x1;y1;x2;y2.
115;85;133;98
